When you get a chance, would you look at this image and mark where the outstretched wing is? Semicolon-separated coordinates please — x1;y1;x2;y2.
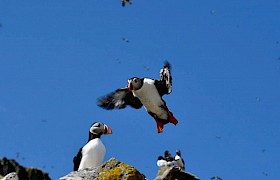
155;61;172;96
97;87;143;110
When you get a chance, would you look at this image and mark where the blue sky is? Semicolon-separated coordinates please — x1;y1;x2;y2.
1;0;280;179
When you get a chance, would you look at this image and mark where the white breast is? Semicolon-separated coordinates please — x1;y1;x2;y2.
78;138;106;170
133;79;168;120
175;155;184;168
3;172;18;180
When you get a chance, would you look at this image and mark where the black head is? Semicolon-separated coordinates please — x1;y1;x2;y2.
158;156;164;160
128;77;143;91
176;149;181;156
164;150;171;157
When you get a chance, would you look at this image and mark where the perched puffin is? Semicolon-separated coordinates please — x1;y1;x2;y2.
157;156;173;169
2;172;18;180
73;122;112;171
174;149;185;170
97;62;178;133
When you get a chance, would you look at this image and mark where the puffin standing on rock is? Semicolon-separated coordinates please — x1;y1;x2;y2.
97;62;178;133
73;122;112;171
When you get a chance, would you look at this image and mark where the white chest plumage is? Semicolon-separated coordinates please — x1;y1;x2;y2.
78;138;106;170
133;78;168;120
2;172;18;180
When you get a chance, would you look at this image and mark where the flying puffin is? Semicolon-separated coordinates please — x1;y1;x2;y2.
122;0;132;7
73;122;112;171
97;62;178;133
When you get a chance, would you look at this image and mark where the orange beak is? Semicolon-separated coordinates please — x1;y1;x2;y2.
103;124;113;135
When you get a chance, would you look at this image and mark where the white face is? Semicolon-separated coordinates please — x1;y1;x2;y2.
131;78;142;90
90;122;103;135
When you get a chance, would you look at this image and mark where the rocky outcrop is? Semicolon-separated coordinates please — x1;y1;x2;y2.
0;157;50;180
155;167;199;180
59;157;146;180
1;157;199;180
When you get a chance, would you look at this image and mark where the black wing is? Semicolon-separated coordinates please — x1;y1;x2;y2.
73;147;83;171
155;61;172;97
97;87;143;110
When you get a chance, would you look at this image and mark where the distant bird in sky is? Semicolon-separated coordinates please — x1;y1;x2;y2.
122;37;130;43
16;152;20;158
97;62;178;133
211;176;222;180
210;10;216;15
116;58;122;64
73;122;112;171
122;0;132;7
144;66;150;71
262;172;268;176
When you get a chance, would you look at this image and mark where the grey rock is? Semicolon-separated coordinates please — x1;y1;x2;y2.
59;157;145;180
0;157;50;180
155;167;199;180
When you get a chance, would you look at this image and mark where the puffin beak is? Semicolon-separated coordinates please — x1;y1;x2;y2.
128;80;133;91
103;124;113;135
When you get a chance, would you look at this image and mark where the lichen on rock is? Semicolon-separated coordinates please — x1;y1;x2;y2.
59;157;146;180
